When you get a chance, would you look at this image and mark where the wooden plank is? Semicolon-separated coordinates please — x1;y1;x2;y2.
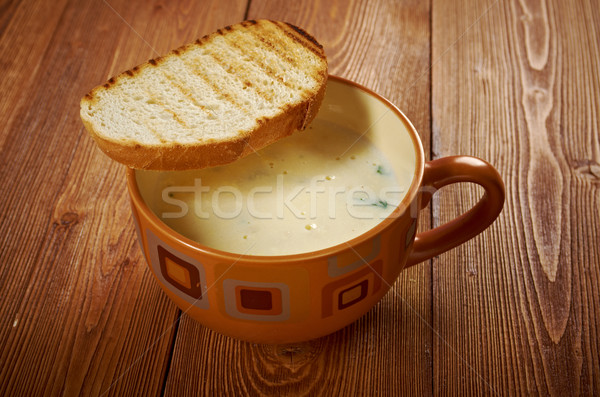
163;1;433;395
432;0;600;394
0;0;70;150
0;0;246;395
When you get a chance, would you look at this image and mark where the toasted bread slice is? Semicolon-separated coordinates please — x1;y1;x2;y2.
80;20;327;170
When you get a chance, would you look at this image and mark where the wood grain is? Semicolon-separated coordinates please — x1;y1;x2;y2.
0;0;69;150
432;0;600;394
163;0;433;395
0;0;245;395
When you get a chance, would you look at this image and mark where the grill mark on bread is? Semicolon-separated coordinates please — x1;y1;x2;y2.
242;23;324;97
140;85;190;133
141;119;167;143
228;31;299;72
245;21;325;82
203;50;269;107
204;48;275;102
243;28;300;70
283;22;323;50
161;70;212;115
222;37;293;95
273;21;326;60
266;22;326;90
165;108;188;128
225;29;318;98
181;55;248;114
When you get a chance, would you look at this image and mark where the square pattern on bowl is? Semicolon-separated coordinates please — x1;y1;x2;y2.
146;230;209;309
223;279;290;322
321;260;383;318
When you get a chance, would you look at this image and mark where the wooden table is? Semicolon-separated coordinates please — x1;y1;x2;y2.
1;0;598;395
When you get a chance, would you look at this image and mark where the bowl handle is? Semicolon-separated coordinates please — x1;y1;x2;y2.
405;156;505;268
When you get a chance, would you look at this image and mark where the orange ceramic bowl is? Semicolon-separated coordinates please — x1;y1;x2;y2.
127;76;504;344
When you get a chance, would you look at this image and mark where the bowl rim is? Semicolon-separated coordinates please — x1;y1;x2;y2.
126;75;425;264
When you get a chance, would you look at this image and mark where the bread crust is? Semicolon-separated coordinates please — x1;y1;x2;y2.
80;20;327;171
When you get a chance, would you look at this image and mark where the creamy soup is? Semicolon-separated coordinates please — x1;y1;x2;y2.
137;119;412;255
